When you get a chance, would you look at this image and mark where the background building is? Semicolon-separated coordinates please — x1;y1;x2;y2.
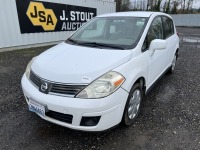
0;0;116;52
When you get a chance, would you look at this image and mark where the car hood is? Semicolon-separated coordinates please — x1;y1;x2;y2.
32;42;132;84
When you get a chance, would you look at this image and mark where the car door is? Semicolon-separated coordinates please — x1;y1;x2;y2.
162;16;177;67
142;16;167;87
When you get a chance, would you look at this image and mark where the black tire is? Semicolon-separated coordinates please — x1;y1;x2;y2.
168;53;178;74
122;83;143;126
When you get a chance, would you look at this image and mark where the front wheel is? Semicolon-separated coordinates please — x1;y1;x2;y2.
122;83;143;126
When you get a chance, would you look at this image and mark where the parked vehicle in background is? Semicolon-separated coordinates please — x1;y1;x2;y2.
21;11;179;131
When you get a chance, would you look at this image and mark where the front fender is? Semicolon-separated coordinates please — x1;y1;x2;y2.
113;51;150;93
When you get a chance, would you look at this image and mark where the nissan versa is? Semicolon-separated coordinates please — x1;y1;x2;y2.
21;12;179;131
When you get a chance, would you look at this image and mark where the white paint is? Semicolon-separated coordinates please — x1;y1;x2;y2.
81;76;92;83
31;42;132;84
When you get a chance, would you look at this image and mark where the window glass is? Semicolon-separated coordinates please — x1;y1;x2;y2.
143;17;163;50
81;20;106;38
68;17;148;49
162;17;174;39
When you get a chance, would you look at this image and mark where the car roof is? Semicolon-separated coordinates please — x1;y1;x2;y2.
97;11;167;18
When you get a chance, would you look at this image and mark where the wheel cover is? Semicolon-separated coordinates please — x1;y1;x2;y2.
128;89;141;120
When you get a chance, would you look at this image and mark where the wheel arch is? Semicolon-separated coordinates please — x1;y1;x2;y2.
122;76;146;94
134;77;146;95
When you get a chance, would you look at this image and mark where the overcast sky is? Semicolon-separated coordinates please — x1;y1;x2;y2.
193;0;200;8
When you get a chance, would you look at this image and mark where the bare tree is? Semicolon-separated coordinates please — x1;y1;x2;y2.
147;0;159;11
179;0;187;12
115;0;122;12
183;0;186;11
171;0;180;14
155;0;162;11
121;0;131;11
186;0;193;13
165;0;171;13
115;0;131;12
140;0;146;10
178;0;194;13
146;0;150;10
117;0;195;14
146;0;154;11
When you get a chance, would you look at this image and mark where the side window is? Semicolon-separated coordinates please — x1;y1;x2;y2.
142;17;163;50
162;16;174;39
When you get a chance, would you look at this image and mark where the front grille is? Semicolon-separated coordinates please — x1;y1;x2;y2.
50;84;86;96
30;71;41;87
29;71;86;96
46;110;73;124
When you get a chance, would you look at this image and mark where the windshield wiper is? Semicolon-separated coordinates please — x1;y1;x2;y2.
78;42;103;48
66;39;79;45
79;42;125;50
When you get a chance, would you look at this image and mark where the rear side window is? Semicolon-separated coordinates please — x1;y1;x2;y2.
162;16;174;39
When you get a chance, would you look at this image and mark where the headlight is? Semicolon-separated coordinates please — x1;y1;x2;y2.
76;71;125;99
25;57;37;79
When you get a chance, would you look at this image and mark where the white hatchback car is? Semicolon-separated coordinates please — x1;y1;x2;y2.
21;11;179;131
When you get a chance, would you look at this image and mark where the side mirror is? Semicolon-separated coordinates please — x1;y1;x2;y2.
149;39;166;51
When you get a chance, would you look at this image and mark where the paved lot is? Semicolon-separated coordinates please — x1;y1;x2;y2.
0;27;200;150
177;27;200;37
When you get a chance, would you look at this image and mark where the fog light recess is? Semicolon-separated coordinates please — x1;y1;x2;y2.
80;116;101;126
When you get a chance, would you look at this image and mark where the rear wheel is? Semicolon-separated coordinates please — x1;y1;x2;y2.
122;83;143;126
168;53;177;74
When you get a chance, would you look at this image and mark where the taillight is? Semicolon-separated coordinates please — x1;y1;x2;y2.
177;32;180;37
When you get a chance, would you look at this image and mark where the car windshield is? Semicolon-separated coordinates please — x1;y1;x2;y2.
66;17;148;50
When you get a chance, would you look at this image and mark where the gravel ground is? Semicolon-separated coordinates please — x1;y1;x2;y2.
0;28;200;150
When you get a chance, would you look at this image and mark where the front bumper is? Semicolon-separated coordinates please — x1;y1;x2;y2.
21;74;129;131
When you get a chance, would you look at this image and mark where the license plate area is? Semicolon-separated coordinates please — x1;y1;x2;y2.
28;99;45;117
